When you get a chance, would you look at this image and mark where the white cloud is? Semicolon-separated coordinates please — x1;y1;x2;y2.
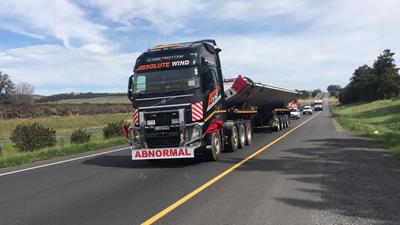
217;31;388;90
211;0;318;22
0;0;107;47
215;0;400;90
1;0;400;94
84;0;204;34
0;45;139;94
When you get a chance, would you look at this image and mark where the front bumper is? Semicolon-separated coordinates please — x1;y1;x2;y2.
128;107;204;159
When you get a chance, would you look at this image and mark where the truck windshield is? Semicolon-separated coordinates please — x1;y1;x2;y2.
133;67;200;94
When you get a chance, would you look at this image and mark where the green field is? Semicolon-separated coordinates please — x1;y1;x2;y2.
0;113;130;140
53;96;130;104
332;98;400;159
0;135;126;168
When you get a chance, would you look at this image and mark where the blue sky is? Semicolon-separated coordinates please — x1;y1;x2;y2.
0;0;400;95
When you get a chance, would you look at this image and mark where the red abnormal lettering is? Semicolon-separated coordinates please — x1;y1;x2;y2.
142;151;148;158
135;151;141;158
162;150;169;157
185;148;191;156
170;149;178;156
148;150;154;158
156;150;162;157
178;149;185;156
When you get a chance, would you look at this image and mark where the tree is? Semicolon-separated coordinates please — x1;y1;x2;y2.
327;85;342;97
0;71;15;119
340;49;400;104
311;89;322;97
372;49;400;99
12;82;35;106
295;89;311;99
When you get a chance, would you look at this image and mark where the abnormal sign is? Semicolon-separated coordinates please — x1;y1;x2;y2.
131;147;195;160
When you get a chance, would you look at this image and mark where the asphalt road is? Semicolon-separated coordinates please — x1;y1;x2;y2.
1;108;399;225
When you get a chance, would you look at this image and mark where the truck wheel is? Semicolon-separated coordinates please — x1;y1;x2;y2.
278;118;283;131
245;122;253;146
208;132;221;161
273;126;279;132
238;124;246;148
227;126;239;152
283;117;288;129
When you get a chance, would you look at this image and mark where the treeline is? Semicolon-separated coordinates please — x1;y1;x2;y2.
1;72;132;119
37;92;126;103
339;49;400;104
295;89;323;99
2;103;131;119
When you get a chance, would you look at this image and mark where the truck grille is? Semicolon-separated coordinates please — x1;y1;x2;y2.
146;127;180;148
145;111;178;126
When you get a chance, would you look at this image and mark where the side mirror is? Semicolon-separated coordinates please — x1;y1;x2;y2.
127;74;134;103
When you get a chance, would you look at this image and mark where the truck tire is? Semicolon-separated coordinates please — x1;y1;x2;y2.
208;132;222;161
245;122;253;146
226;126;239;152
283;117;288;129
238;124;246;148
273;126;279;132
278;117;283;131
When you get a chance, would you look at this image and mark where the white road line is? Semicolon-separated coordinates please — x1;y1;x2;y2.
0;147;129;177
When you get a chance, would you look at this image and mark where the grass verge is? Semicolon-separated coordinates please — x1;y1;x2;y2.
0;113;130;140
53;96;130;104
0;137;126;169
331;98;400;159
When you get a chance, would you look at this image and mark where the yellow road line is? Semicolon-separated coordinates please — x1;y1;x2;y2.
141;112;321;225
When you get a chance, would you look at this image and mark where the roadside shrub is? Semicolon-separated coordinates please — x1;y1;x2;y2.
0;145;2;156
10;123;57;152
103;120;125;139
70;128;91;144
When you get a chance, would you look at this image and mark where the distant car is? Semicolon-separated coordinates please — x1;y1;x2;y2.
303;105;313;115
314;103;323;111
290;108;301;119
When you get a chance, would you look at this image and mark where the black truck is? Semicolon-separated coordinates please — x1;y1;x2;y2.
127;40;298;161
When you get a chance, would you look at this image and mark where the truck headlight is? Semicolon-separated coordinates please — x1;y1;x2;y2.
191;125;202;140
171;118;180;125
146;120;155;126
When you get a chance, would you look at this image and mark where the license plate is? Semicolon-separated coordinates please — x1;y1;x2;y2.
131;147;195;160
154;126;170;131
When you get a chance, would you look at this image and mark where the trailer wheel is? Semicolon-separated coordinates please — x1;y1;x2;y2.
245;122;253;146
208;132;221;161
238;124;246;148
227;126;239;152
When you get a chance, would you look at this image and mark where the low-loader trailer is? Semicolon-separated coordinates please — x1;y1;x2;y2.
127;40;298;161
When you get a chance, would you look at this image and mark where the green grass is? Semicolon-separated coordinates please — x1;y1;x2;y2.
0;136;127;168
0;113;130;140
53;96;130;104
332;98;400;159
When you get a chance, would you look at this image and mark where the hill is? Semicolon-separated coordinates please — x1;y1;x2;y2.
332;98;400;159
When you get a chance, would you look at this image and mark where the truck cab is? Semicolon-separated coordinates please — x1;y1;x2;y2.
127;40;226;160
